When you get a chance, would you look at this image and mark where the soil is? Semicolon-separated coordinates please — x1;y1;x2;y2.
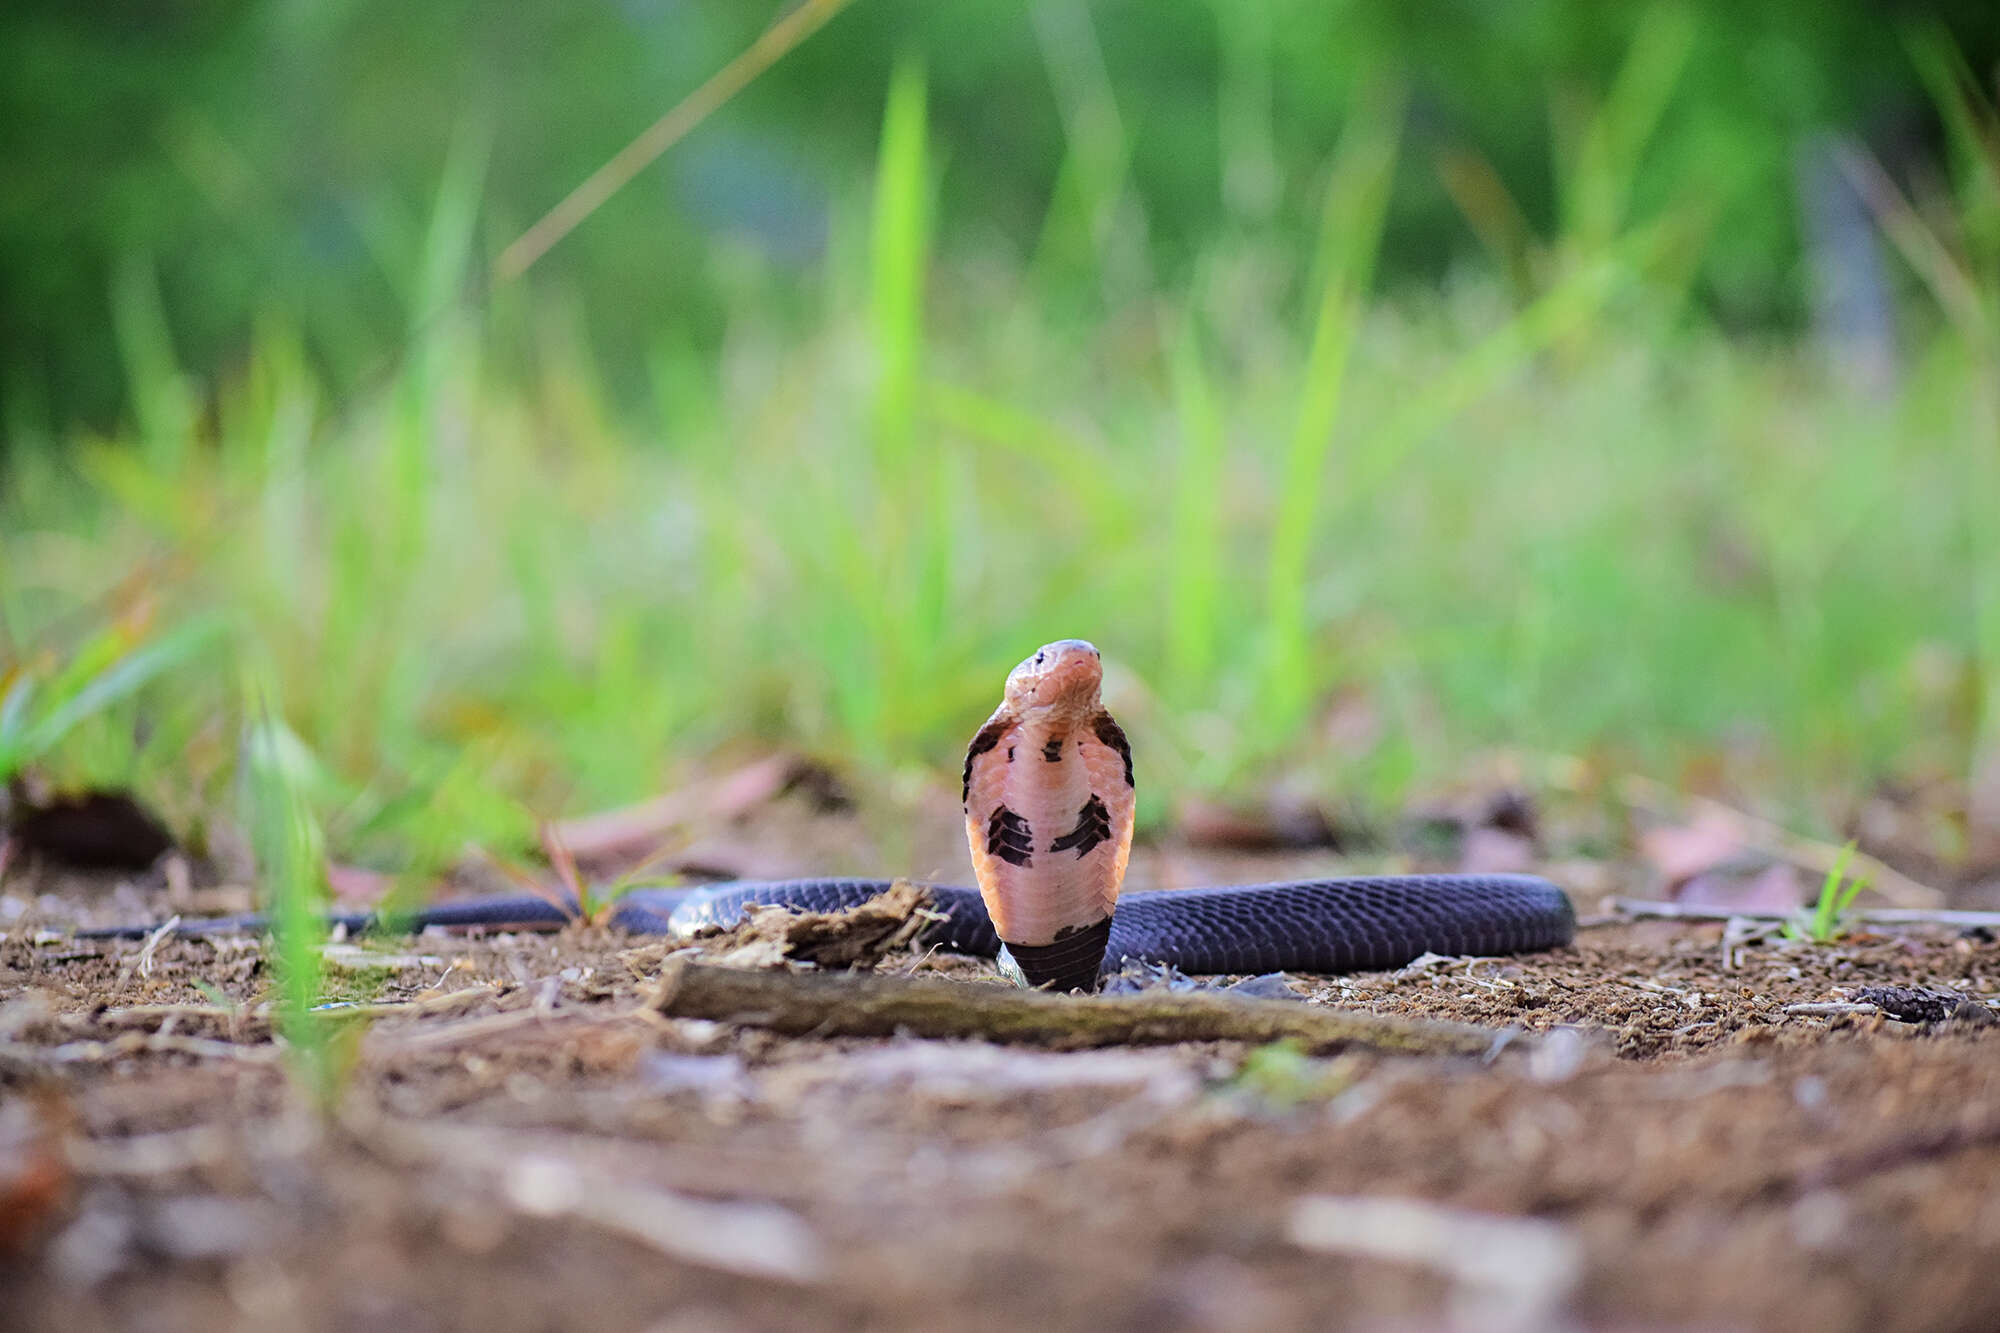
4;839;2000;1332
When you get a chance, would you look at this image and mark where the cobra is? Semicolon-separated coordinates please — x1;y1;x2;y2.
958;639;1137;990
82;639;1577;988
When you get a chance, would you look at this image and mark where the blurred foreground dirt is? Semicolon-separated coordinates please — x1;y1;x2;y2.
4;852;1999;1333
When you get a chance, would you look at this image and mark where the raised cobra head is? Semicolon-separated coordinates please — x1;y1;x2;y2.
961;639;1135;990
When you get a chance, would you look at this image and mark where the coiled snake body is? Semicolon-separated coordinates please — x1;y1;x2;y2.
83;641;1575;988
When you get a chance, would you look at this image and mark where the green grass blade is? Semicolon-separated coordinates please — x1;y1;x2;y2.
1166;316;1226;703
871;56;930;459
866;55;947;736
1903;24;2000;251
1561;4;1697;255
109;252;195;476
243;686;338;1107
1029;0;1146;292
414;112;491;333
928;383;1121;509
1805;841;1867;941
1833;869;1872;918
1262;80;1404;736
15;618;222;767
1340;225;1658;511
0;671;35;774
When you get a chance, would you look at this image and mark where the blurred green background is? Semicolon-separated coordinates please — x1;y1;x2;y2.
10;0;2000;423
4;0;1999;877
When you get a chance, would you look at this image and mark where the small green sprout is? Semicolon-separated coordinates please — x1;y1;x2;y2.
1784;841;1873;944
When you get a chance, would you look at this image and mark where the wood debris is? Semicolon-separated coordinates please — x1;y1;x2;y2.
651;958;1524;1058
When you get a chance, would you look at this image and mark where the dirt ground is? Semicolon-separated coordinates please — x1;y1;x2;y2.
4;842;2000;1333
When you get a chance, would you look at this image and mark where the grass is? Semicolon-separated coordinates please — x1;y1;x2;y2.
1260;79;1401;745
0;614;219;789
1;18;1997;891
243;679;350;1107
1784;842;1874;944
1883;27;2000;832
3;264;1985;870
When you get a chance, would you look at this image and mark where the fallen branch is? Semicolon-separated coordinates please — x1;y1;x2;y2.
1610;899;2000;927
650;959;1521;1058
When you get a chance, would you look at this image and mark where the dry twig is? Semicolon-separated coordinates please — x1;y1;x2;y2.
1611;899;2000;927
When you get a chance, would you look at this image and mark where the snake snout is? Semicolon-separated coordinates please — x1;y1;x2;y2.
1008;639;1104;711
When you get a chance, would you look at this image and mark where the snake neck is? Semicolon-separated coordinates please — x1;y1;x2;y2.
996;917;1115;993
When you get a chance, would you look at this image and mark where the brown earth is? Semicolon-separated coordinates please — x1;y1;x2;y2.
3;851;1999;1333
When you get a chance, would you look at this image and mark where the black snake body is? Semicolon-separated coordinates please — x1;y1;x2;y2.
79;638;1577;984
81;873;1575;978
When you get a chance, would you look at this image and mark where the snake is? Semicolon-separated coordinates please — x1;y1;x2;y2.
79;640;1575;989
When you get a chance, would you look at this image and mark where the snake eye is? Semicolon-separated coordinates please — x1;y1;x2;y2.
1034;651;1045;665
